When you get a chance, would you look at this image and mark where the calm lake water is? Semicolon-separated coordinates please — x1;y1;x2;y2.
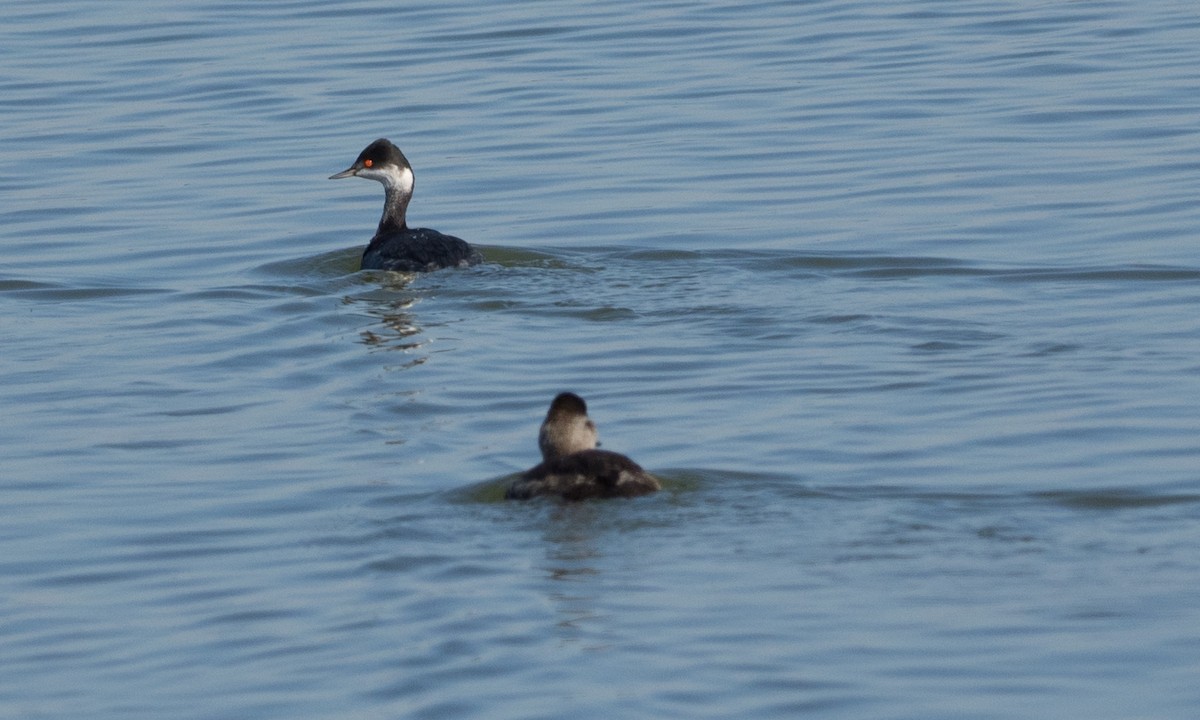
3;1;1199;718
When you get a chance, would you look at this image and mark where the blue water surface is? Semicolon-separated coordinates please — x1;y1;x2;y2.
2;1;1199;718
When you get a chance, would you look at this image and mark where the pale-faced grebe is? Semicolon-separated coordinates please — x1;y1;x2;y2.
330;138;482;272
506;392;660;501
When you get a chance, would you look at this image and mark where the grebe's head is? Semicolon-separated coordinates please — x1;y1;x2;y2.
329;138;414;195
537;392;599;461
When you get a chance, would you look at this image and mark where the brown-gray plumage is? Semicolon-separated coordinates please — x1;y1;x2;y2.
506;392;660;501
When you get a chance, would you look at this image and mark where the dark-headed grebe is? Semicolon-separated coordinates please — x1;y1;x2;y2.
330;138;482;272
506;392;660;501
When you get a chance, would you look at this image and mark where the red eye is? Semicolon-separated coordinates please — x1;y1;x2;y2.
364;159;373;168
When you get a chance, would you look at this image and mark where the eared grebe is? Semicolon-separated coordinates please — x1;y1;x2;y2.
330;138;482;272
506;392;660;501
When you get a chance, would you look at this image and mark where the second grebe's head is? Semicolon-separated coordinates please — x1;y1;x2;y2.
537;392;599;461
329;138;414;195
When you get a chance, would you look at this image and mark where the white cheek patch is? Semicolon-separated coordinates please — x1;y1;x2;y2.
360;164;414;195
394;165;414;195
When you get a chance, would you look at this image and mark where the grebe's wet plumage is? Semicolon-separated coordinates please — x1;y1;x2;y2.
330;138;482;272
506;392;660;501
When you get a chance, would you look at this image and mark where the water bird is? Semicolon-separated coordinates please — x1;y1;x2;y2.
506;392;661;501
330;138;482;272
